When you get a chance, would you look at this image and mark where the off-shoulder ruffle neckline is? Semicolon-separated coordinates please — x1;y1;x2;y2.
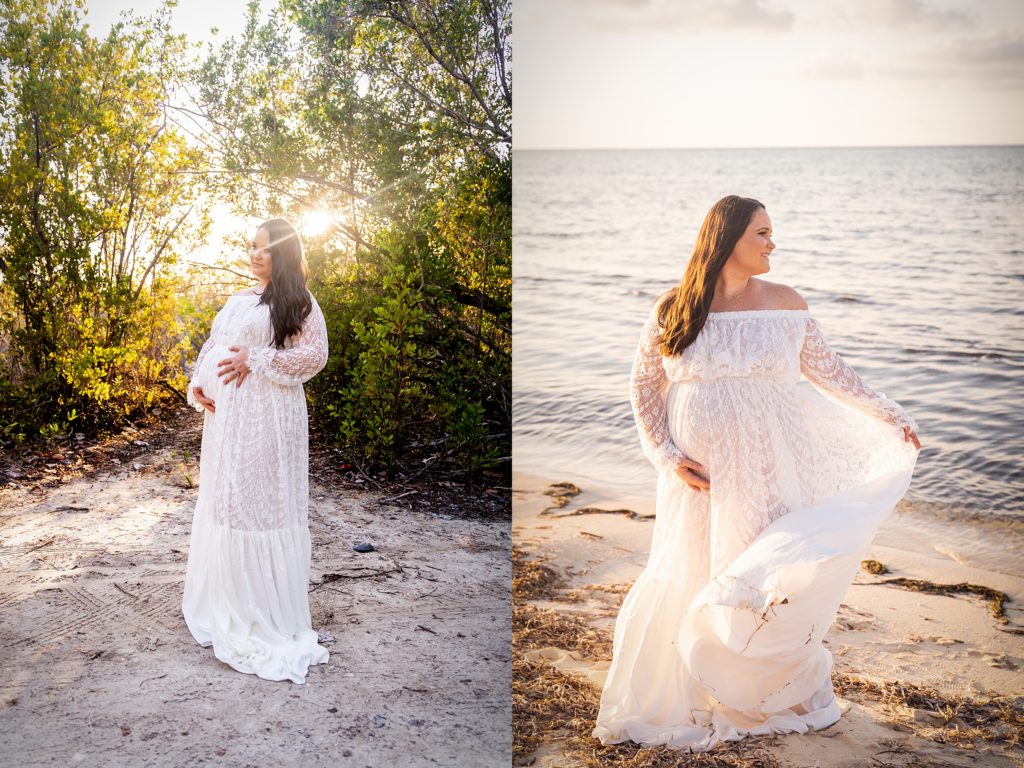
706;309;810;319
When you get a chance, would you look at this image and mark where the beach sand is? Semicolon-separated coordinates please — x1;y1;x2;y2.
0;417;511;768
513;471;1024;768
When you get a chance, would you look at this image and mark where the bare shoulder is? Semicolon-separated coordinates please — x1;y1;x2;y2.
645;289;674;324
755;279;808;310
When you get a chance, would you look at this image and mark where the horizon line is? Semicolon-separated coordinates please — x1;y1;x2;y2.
512;142;1024;152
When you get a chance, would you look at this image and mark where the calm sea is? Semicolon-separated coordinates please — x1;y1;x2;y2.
512;146;1024;530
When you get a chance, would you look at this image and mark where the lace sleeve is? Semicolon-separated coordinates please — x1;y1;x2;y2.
800;317;917;432
246;296;329;387
631;305;685;473
186;334;216;412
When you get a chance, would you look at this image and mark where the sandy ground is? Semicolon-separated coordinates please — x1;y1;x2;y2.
513;471;1024;768
0;417;511;768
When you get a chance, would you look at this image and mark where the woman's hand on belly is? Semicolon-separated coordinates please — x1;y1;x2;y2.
217;345;252;388
674;456;710;493
192;386;216;413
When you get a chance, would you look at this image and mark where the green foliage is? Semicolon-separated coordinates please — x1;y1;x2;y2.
0;0;207;443
332;260;431;468
310;236;507;477
0;0;512;482
194;0;511;477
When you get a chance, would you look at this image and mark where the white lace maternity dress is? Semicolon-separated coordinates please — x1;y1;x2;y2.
594;307;919;750
182;291;329;684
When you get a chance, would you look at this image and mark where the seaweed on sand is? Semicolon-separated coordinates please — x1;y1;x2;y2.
861;559;890;575
542;481;582;512
513;603;784;767
513;547;782;767
877;577;1011;624
860;561;1015;627
514;546;1024;765
513;546;563;601
554;507;655;521
833;671;1024;751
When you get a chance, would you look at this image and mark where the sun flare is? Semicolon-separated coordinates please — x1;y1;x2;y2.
301;209;336;237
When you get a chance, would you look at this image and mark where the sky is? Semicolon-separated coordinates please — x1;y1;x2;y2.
81;0;270;47
82;1;278;264
515;0;1024;149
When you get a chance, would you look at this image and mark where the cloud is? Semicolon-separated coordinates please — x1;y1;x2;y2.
701;0;795;31
957;35;1024;69
949;33;1024;87
806;33;1024;88
841;0;975;31
561;0;796;34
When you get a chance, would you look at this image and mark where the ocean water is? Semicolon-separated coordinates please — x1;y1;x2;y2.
512;147;1024;535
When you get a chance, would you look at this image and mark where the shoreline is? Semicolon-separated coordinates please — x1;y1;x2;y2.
512;467;1024;578
513;471;1024;767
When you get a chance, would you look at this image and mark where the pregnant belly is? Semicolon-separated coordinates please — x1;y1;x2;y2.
193;342;269;416
194;342;237;396
666;377;796;467
194;342;303;419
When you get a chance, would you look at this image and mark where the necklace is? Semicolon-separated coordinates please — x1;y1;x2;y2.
720;284;749;301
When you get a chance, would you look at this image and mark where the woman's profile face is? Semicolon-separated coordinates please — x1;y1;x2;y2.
249;226;273;283
727;207;774;276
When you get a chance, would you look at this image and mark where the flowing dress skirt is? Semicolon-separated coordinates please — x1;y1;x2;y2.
182;341;329;684
594;377;918;749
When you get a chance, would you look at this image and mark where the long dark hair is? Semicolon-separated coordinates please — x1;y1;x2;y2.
257;218;312;348
657;195;765;356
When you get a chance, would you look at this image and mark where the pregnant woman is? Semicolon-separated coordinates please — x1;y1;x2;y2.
182;217;330;684
594;195;921;749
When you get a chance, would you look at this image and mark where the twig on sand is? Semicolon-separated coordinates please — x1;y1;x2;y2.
25;537;56;554
380;490;418;504
310;565;403;591
114;583;139;599
326;568;402;580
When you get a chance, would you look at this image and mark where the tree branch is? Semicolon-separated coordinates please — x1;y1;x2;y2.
386;1;510;143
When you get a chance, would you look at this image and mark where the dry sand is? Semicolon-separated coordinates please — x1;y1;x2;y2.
513;471;1024;768
0;417;511;767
